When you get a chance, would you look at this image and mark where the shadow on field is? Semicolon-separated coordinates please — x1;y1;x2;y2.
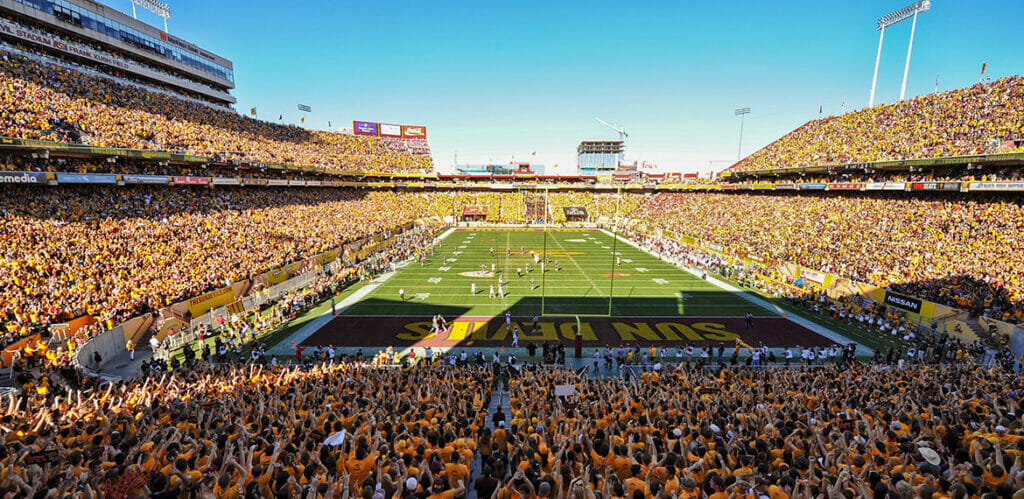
300;292;830;349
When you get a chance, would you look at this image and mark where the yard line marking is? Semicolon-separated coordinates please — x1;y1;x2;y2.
549;231;604;294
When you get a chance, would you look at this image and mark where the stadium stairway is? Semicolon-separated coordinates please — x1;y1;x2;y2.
484;379;512;431
965;316;992;342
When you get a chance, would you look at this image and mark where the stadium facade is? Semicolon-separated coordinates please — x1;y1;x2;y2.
577;139;623;175
0;0;235;105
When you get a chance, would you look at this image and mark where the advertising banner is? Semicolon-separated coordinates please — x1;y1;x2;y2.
0;171;46;184
883;291;923;314
910;182;961;191
288;179;306;186
774;183;798;190
882;182;906;190
243;178;268;186
967;182;1024;191
563;206;589;218
746;254;765;264
462;205;488;216
306;180;323;186
122;174;168;184
56;173;116;184
211;177;240;185
267;179;288;186
751;183;774;190
864;182;886;190
401;125;427;139
186;286;235;318
799;183;827;190
353;121;380;136
172;176;211;185
828;183;863;190
267;262;300;285
800;268;826;285
379;123;402;137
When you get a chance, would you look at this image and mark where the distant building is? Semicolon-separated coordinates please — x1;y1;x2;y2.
577;140;623;175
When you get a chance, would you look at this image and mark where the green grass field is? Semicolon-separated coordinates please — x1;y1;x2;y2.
341;228;775;318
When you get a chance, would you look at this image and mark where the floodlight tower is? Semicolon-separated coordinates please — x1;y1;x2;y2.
130;0;171;33
869;0;930;107
734;107;750;161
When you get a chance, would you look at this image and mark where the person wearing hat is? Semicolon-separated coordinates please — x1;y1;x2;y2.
427;476;465;499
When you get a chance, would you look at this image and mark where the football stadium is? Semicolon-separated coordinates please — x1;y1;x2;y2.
1;0;1024;497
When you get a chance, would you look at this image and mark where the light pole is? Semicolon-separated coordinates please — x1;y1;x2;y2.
869;1;930;106
735;107;751;161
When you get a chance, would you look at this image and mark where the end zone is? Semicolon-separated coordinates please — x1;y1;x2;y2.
300;315;836;348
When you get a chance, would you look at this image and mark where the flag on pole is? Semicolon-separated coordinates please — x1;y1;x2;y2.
328;120;332;128
818;105;822;115
250;107;256;116
981;62;987;75
841;98;845;112
278;114;283;121
301;116;305;124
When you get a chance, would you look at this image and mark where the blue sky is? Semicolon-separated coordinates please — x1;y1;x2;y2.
117;0;1021;174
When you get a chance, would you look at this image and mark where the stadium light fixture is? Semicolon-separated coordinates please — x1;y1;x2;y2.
130;0;171;33
735;108;751;161
869;1;930;106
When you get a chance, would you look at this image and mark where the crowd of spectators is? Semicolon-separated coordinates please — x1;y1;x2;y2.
0;54;432;174
0;185;433;336
5;353;1024;498
729;76;1024;172
635;192;1024;324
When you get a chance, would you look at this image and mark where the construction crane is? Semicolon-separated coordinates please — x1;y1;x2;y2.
595;118;628;140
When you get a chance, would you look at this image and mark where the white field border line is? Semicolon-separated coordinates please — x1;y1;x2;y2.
334;314;774;318
548;230;606;295
598;229;871;355
265;227;453;356
347;295;761;305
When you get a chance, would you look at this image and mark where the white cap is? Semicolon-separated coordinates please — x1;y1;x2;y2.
405;478;418;490
710;424;721;433
996;425;1007;433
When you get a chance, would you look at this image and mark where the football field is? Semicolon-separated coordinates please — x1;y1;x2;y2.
347;228;768;317
299;228;840;349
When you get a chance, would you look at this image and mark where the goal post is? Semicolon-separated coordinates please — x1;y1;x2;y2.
539;191;616;317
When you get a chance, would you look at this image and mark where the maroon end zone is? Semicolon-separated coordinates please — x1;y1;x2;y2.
301;316;836;348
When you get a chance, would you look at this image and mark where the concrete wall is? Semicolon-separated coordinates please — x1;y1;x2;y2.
74;325;125;372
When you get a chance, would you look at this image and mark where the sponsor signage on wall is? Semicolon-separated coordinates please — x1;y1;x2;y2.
967;182;1024;191
828;183;862;190
56;173;116;184
353;121;379;136
563;206;588;217
172;176;211;185
799;183;827;190
379;124;402;137
910;182;961;191
122;174;168;184
883;291;923;313
401;125;427;138
0;171;46;184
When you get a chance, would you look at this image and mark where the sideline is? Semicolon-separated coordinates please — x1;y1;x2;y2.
599;229;872;355
266;227;457;356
